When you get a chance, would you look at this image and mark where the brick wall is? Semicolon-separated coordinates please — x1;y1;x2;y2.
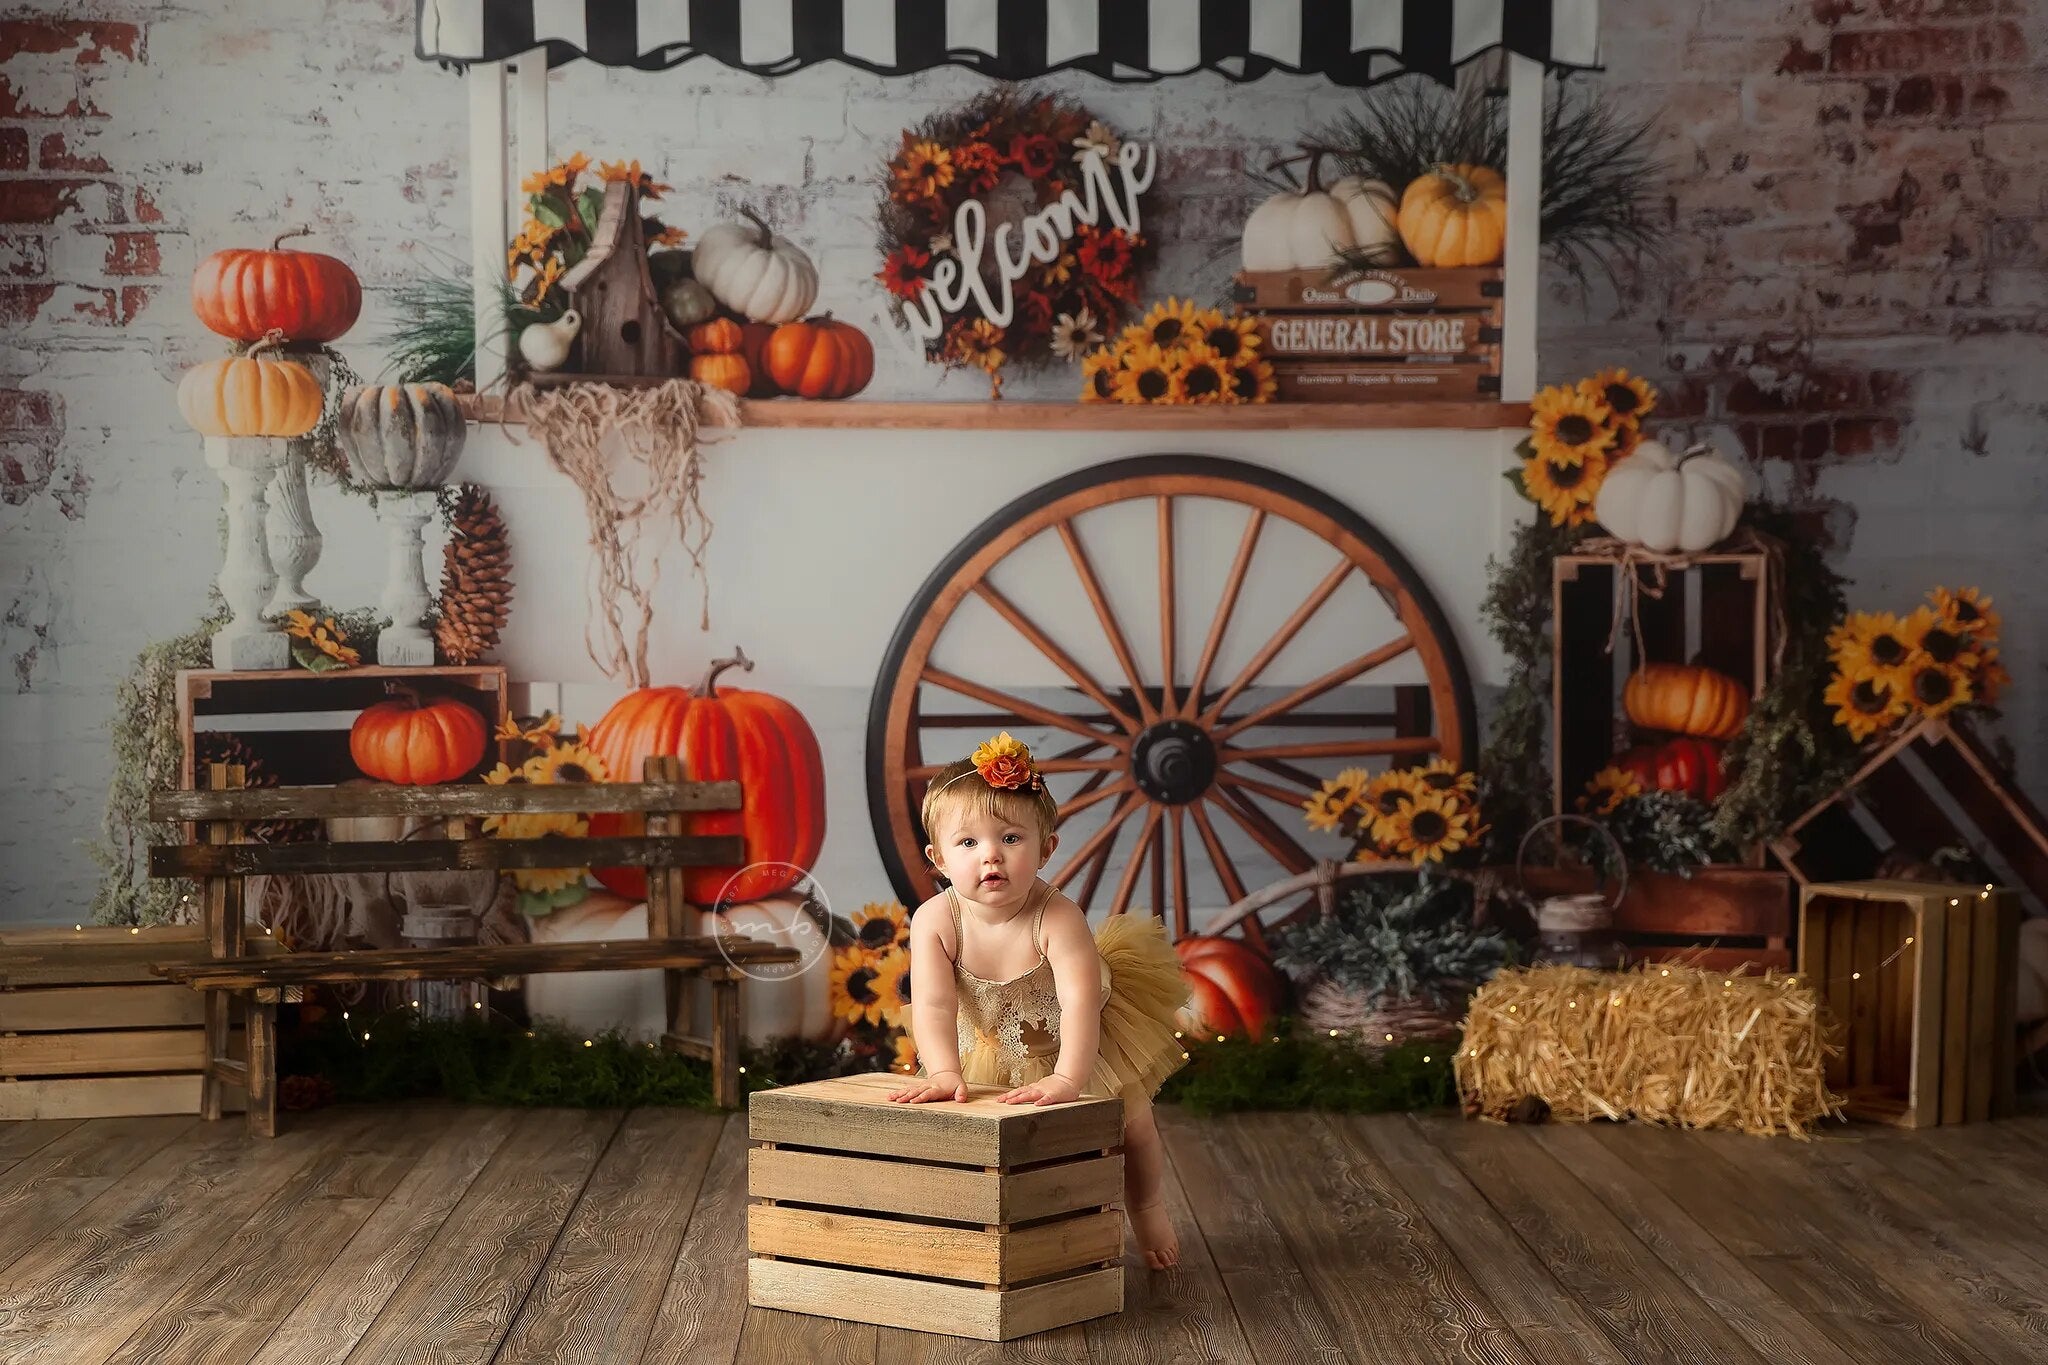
0;1;2043;918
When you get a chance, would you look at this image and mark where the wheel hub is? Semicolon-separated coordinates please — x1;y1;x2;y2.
1130;720;1217;805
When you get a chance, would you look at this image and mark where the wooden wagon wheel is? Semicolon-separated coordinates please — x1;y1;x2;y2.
866;454;1476;951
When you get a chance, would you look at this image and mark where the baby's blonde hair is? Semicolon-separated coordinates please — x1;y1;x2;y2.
921;757;1061;858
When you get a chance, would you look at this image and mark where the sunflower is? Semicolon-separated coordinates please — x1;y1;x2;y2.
1904;656;1973;717
1579;368;1656;429
1377;789;1477;864
1176;343;1233;404
1973;647;2012;705
1824;669;1908;741
1199;312;1261;363
1412;757;1477;797
1135;297;1202;352
875;947;914;1029
1931;586;2000;642
1227;354;1278;404
1079;347;1122;402
525;742;609;785
1828;611;1915;675
1362;768;1425;830
853;900;912;954
1114;343;1181;404
1899;605;1978;671
512;863;588;895
1303;767;1371;833
892;1031;920;1073
949;318;1007;373
1530;384;1615;465
829;944;892;1027
1579;766;1644;816
1522;444;1608;527
892;137;955;201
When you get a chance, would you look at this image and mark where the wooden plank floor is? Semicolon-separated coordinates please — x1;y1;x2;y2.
0;1100;2042;1364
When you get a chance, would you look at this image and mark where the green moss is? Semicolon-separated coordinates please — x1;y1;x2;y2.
1156;1029;1457;1116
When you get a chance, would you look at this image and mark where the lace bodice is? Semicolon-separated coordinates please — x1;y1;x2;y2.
948;882;1066;1074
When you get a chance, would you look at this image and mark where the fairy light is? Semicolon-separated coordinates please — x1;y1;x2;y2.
583;1039;593;1047
1180;1050;1190;1059
1215;1034;1225;1043
1328;1029;1339;1037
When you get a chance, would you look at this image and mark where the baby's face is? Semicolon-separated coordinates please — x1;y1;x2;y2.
927;804;1047;909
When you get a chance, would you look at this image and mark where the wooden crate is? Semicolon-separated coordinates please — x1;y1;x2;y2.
1233;265;1502;312
1236;265;1500;404
0;924;282;1120
1773;715;2048;917
747;1073;1126;1341
1797;880;2021;1127
1515;865;1794;973
177;665;508;790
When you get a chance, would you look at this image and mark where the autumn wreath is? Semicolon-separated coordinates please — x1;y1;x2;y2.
875;89;1157;395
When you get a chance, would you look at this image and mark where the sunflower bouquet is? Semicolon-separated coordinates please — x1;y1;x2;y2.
1825;586;2006;742
1303;759;1487;866
481;711;609;916
508;153;685;319
1513;367;1658;527
828;899;918;1072
1078;297;1276;404
281;609;361;672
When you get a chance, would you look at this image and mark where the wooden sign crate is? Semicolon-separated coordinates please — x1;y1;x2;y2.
747;1073;1126;1341
0;924;282;1120
1233;265;1501;403
1516;865;1793;973
1797;880;2021;1127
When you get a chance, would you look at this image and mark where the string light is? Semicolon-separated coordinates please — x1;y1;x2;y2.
1215;1034;1225;1043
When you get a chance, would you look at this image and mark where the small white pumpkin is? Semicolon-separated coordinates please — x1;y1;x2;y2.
1329;175;1401;266
1242;152;1401;272
1594;439;1748;554
691;208;819;324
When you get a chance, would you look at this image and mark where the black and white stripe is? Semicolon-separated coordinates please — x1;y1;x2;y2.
416;1;1601;86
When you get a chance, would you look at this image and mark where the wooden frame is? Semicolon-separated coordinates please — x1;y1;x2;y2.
1797;880;2021;1128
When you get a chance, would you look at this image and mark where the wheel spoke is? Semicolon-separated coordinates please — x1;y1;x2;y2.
1198;556;1355;729
1212;635;1416;744
1076;834;1114;912
1218;737;1440;764
1157;496;1177;718
1058;519;1159;727
922;667;1131;751
1150;813;1167;922
1050;790;1141;894
973;581;1143;735
1215;770;1312;810
1109;804;1165;917
1169;806;1190;940
1061;777;1136;820
1207;786;1314;879
1187;800;1246;904
1183;508;1264;720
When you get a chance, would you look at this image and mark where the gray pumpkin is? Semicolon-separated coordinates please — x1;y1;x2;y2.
339;383;467;489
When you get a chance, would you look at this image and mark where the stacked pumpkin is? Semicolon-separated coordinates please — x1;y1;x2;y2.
1586;662;1752;812
1240;151;1506;274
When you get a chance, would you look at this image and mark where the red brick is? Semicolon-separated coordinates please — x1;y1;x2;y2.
1867;370;1915;404
0;20;143;64
103;231;158;276
0;389;58;431
0;180;83;225
0;234;46;278
133;187;163;224
1778;37;1826;73
64;286;116;325
1829;25;1975;72
0;127;25;171
37;132;108;173
118;284;152;323
0;284;54;326
1726;377;1800;415
1833;417;1902;454
1975;19;2028;63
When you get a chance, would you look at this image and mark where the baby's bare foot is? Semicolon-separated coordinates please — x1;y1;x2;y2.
1127;1199;1180;1270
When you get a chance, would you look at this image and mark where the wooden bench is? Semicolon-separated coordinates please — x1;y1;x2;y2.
147;755;800;1135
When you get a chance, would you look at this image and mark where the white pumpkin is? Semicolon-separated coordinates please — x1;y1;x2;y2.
1329;175;1402;266
1594;440;1748;554
691;209;819;324
693;897;847;1044
1241;182;1355;272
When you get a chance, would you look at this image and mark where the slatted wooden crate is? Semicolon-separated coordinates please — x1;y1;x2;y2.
1797;880;2021;1128
0;924;281;1120
747;1072;1126;1341
1233;265;1501;403
1516;865;1794;973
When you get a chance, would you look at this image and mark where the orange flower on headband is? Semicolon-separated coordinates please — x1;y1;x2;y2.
970;731;1042;792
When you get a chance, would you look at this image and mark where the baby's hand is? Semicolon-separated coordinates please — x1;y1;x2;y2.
886;1070;966;1104
997;1074;1081;1106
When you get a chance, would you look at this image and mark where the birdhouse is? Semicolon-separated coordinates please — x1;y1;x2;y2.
548;180;687;380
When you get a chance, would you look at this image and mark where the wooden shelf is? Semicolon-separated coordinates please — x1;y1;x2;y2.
458;391;1529;432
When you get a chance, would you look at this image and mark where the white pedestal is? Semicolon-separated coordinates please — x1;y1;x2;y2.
265;447;323;616
206;436;290;671
376;489;439;666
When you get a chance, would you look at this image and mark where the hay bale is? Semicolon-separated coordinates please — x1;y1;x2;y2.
1453;962;1843;1139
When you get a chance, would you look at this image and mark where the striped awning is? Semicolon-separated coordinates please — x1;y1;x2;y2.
416;2;1601;86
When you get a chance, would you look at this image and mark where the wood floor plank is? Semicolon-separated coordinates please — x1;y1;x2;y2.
1417;1116;1769;1365
495;1108;725;1365
1704;1125;2048;1362
1583;1121;1992;1365
1878;1124;2048;1260
0;1115;199;1275
0;1115;327;1363
339;1107;623;1365
1349;1115;1630;1365
245;1104;519;1365
1223;1111;1533;1365
100;1106;456;1365
640;1113;750;1365
0;1119;82;1170
1526;1124;1862;1365
1083;1118;1256;1365
1157;1106;1352;1365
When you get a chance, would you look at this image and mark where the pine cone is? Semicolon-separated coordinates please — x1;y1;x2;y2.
195;735;318;844
435;483;512;665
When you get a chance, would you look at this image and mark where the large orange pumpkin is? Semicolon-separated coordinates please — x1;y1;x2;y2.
585;650;826;905
1175;936;1285;1040
349;691;489;785
764;316;874;400
1396;164;1508;268
176;343;324;438
191;227;362;343
1623;663;1750;740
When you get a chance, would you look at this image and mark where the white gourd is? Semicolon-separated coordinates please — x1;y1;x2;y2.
1329;175;1402;266
692;209;819;324
1594;439;1748;554
1241;186;1356;271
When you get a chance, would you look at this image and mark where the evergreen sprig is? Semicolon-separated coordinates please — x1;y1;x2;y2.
1158;1031;1456;1116
1595;791;1736;876
1269;867;1512;1006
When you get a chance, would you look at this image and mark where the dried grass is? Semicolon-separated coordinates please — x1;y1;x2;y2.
1454;962;1843;1138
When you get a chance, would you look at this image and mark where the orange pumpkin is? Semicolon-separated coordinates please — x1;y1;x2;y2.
192;227;362;343
176;343;324;438
1623;663;1751;740
585;651;826;905
1175;936;1285;1039
738;322;780;397
689;351;752;396
1396;164;1508;268
348;691;489;785
685;317;744;354
764;316;875;400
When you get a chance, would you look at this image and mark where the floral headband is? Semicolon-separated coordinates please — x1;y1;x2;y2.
933;730;1045;796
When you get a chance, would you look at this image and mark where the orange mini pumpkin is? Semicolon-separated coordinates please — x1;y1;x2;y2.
685;317;744;355
176;343;324;438
689;351;752;396
1396;164;1508;268
764;316;874;400
349;691;489;785
1623;663;1750;741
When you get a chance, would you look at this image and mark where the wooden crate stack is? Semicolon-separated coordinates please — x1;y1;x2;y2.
0;924;281;1120
747;1073;1126;1341
1232;264;1501;402
1798;880;2021;1127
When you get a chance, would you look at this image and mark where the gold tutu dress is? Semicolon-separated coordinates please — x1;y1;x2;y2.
922;879;1190;1101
